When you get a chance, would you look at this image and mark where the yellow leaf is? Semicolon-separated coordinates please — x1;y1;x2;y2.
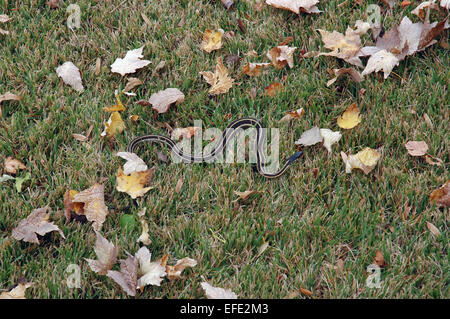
337;103;362;129
201;29;224;53
341;147;381;174
101;111;125;138
200;57;234;95
116;167;154;199
102;94;126;112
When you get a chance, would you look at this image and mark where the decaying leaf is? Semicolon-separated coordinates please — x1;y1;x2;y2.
424;155;443;166
320;128;342;153
234;190;260;201
429;180;450;207
200;58;234;95
266;45;297;69
86;231;119;275
101;111;125;138
165;257;197;280
373;250;387;268
279;108;305;122
46;0;60;9
63;189;85;220
0;14;11;35
116;167;154;199
337;103;362;129
264;82;282;96
295;126;323;146
4;156;26;175
148;88;185;113
201;282;238;299
137;219;151;245
136;246;166;288
107;254;138;296
326;67;363;86
72;183;109;231
265;0;321;14
56;62;84;92
110;46;151;76
0;92;21;118
0;282;33;299
426;222;441;236
123;77;143;94
12;207;65;244
412;1;439;19
361;49;400;79
116;152;148;175
405;141;429;156
201;29;224;53
341;147;381;174
241;62;271;76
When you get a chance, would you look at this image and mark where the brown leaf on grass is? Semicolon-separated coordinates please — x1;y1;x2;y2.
266;45;297;69
4;156;26;175
201;29;224;53
201;282;238;299
148;88;185;114
373;250;387;268
0;92;21;118
175;178;183;193
241;62;271;76
279;108;305;122
401;0;412;8
12;207;65;244
137;219;151;245
426;222;441;236
405;141;428;156
234;190;260;201
46;0;60;8
72;184;109;231
264;82;282;96
72;133;88;142
265;0;321;14
299;287;313;296
0;282;33;299
424;155;442;166
0;14;11;35
116;167;154;199
86;231;119;275
165;257;197;280
123;77;143;93
107;254;138;297
200;58;234;95
63;189;85;221
326;67;363;86
95;58;101;75
430;180;450;207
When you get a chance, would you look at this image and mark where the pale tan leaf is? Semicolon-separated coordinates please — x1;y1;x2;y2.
295;126;323;146
280;108;305;122
201;29;224;53
107;254;138;296
265;0;321;14
56;62;84;92
123;77;143;93
426;222;441;236
166;257;197;280
148;88;185;113
0;92;21;118
266;45;297;69
72;183;109;231
320;128;342;153
86;231;119;275
241;62;271;76
4;156;26;174
110;46;151;76
405;141;428;156
201;282;238;299
137;219;151;245
116;152;148;175
200;57;234;95
0;283;32;299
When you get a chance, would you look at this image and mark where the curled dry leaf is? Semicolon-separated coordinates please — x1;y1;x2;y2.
4;156;26;175
326;68;363;86
429;180;450;207
361;50;400;79
123;77;143;93
299;287;313;296
412;1;439;19
56;62;84;92
72;183;109;231
405;141;428;156
63;189;85;220
101;111;125;138
264;82;282;96
107;254;138;296
165;257;197;280
136;246;166;288
110;46;151;76
320;129;342;153
241;62;271;76
0;92;21;118
341;147;381;174
12;207;65;244
426;222;441;236
201;29;224;53
148;88;185;113
137;219;151;245
116;167;154;199
0;282;33;299
373;250;387;268
295;126;323;146
266;45;297;69
86;231;119;275
265;0;321;14
234;190;259;201
279;108;305;122
337;103;362;129
102;94;126;112
200;58;234;95
201;282;238;299
424;155;442;166
116;152;148;175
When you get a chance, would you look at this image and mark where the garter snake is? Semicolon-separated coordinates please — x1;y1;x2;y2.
127;118;303;178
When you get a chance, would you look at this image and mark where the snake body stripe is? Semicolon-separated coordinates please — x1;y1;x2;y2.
127;118;303;178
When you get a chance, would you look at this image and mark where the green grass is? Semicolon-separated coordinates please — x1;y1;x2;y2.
0;0;448;298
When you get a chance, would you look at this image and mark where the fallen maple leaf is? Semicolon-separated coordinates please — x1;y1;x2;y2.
86;231;119;275
12;207;65;244
326;67;363;86
4;156;26;174
0;282;32;299
266;45;297;69
116;167;154;199
361;49;400;79
200;57;234;95
341;147;381;174
110;46;151;76
116;152;148;175
337;103;362;129
241;62;271;76
107;254;138;296
279;108;305;122
148;88;185;113
201;282;238;299
265;0;321;14
165;257;197;280
0;92;21;118
429;180;450;207
136;246;166;288
201;29;224;53
405;141;428;156
101;111;125;138
72;183;109;231
56;62;84;92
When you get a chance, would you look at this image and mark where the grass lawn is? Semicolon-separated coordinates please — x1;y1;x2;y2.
0;0;448;298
